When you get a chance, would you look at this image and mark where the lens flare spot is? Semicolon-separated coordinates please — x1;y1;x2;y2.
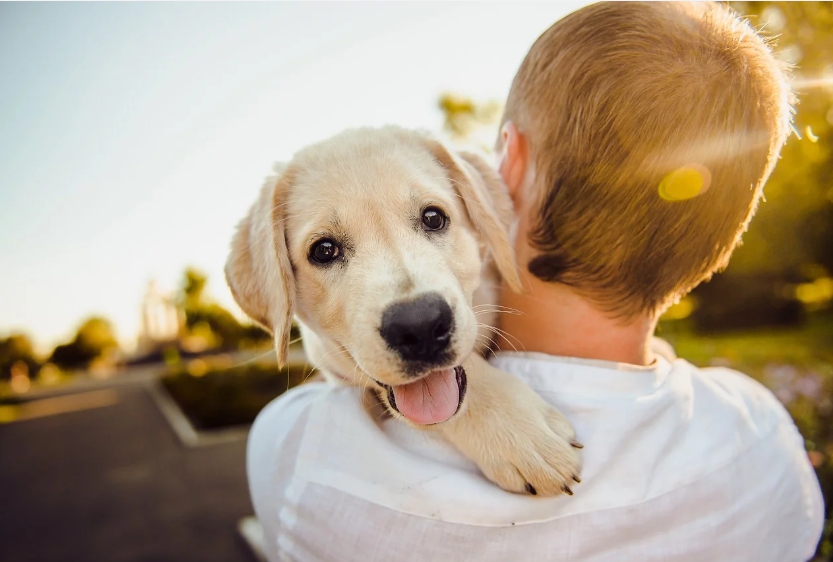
659;164;711;202
806;126;819;143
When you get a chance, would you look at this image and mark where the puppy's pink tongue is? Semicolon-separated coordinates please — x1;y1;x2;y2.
391;368;458;425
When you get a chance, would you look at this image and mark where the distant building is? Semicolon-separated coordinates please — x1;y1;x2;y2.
137;280;182;354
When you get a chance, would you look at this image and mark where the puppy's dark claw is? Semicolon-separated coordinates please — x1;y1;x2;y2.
570;441;584;449
525;483;537;495
572;475;581;484
562;485;574;496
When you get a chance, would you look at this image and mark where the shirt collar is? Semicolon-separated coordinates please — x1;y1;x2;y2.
490;351;674;398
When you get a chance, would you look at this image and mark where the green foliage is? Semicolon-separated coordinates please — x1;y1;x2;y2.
177;267;270;351
0;334;39;380
181;267;208;310
49;317;119;370
438;92;502;149
161;360;309;429
720;2;833;282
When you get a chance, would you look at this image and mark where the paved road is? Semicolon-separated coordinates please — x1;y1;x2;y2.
0;384;256;562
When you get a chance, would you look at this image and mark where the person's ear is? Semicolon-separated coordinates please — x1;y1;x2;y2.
497;121;529;207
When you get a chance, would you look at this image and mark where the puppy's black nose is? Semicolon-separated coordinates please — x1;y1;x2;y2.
379;293;453;363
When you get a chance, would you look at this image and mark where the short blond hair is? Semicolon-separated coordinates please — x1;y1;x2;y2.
502;1;793;316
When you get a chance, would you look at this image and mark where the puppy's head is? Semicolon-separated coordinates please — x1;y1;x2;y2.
226;127;520;424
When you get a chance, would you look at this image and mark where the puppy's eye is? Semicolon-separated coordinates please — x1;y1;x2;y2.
421;207;447;232
310;239;341;264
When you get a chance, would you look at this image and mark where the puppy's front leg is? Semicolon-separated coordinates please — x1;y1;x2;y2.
435;354;583;496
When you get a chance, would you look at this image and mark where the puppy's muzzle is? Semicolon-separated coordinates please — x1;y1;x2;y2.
379;292;453;364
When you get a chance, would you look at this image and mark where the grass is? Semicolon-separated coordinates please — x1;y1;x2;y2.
659;314;833;377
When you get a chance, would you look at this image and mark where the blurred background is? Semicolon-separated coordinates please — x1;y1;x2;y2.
0;2;831;561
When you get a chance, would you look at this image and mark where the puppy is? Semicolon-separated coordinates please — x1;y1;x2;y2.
226;126;582;496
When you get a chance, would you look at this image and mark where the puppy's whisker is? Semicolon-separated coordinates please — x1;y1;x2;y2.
474;309;523;317
347;363;367;390
319;346;376;391
301;367;320;386
480;323;520;341
475;281;529;292
473;304;523;314
475;331;499;349
313;345;352;372
229;348;283;369
478;334;498;347
353;365;375;391
475;323;497;345
479;323;525;352
301;344;353;386
478;322;520;348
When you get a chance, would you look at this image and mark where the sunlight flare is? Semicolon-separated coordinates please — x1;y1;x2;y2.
792;76;833;91
658;164;711;202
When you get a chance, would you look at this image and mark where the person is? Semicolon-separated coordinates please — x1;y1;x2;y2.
246;3;824;561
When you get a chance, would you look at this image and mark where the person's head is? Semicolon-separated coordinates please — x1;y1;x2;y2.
497;1;793;319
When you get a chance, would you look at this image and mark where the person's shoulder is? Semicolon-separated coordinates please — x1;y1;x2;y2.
249;381;362;453
247;382;366;483
682;360;795;431
246;381;370;525
681;360;825;557
677;359;813;477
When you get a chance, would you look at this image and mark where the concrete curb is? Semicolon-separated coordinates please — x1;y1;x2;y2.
238;517;267;562
147;381;251;448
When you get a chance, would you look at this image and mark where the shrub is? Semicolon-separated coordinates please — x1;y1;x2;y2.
161;360;310;430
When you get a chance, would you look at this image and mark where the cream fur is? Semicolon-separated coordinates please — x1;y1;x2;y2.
226;126;582;496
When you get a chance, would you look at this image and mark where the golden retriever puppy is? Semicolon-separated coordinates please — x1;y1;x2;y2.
226;126;582;496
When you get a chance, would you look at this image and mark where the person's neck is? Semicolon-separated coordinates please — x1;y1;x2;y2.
497;274;658;367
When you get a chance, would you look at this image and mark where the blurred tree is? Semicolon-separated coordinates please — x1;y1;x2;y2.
177;267;270;351
438;93;502;149
727;2;833;274
0;333;40;380
182;267;208;310
49;317;119;370
689;2;833;326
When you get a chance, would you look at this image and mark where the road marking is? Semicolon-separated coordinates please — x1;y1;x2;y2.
0;390;119;423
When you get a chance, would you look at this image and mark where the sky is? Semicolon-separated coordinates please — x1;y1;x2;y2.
0;1;585;354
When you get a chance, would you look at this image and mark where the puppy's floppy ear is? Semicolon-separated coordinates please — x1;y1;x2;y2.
225;165;297;367
424;139;523;293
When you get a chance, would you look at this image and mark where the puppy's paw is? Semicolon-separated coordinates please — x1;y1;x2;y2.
437;355;583;497
475;402;583;496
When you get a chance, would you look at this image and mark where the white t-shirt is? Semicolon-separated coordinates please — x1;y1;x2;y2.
247;352;825;562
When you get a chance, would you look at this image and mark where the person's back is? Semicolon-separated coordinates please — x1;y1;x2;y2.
247;2;825;560
249;348;822;560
